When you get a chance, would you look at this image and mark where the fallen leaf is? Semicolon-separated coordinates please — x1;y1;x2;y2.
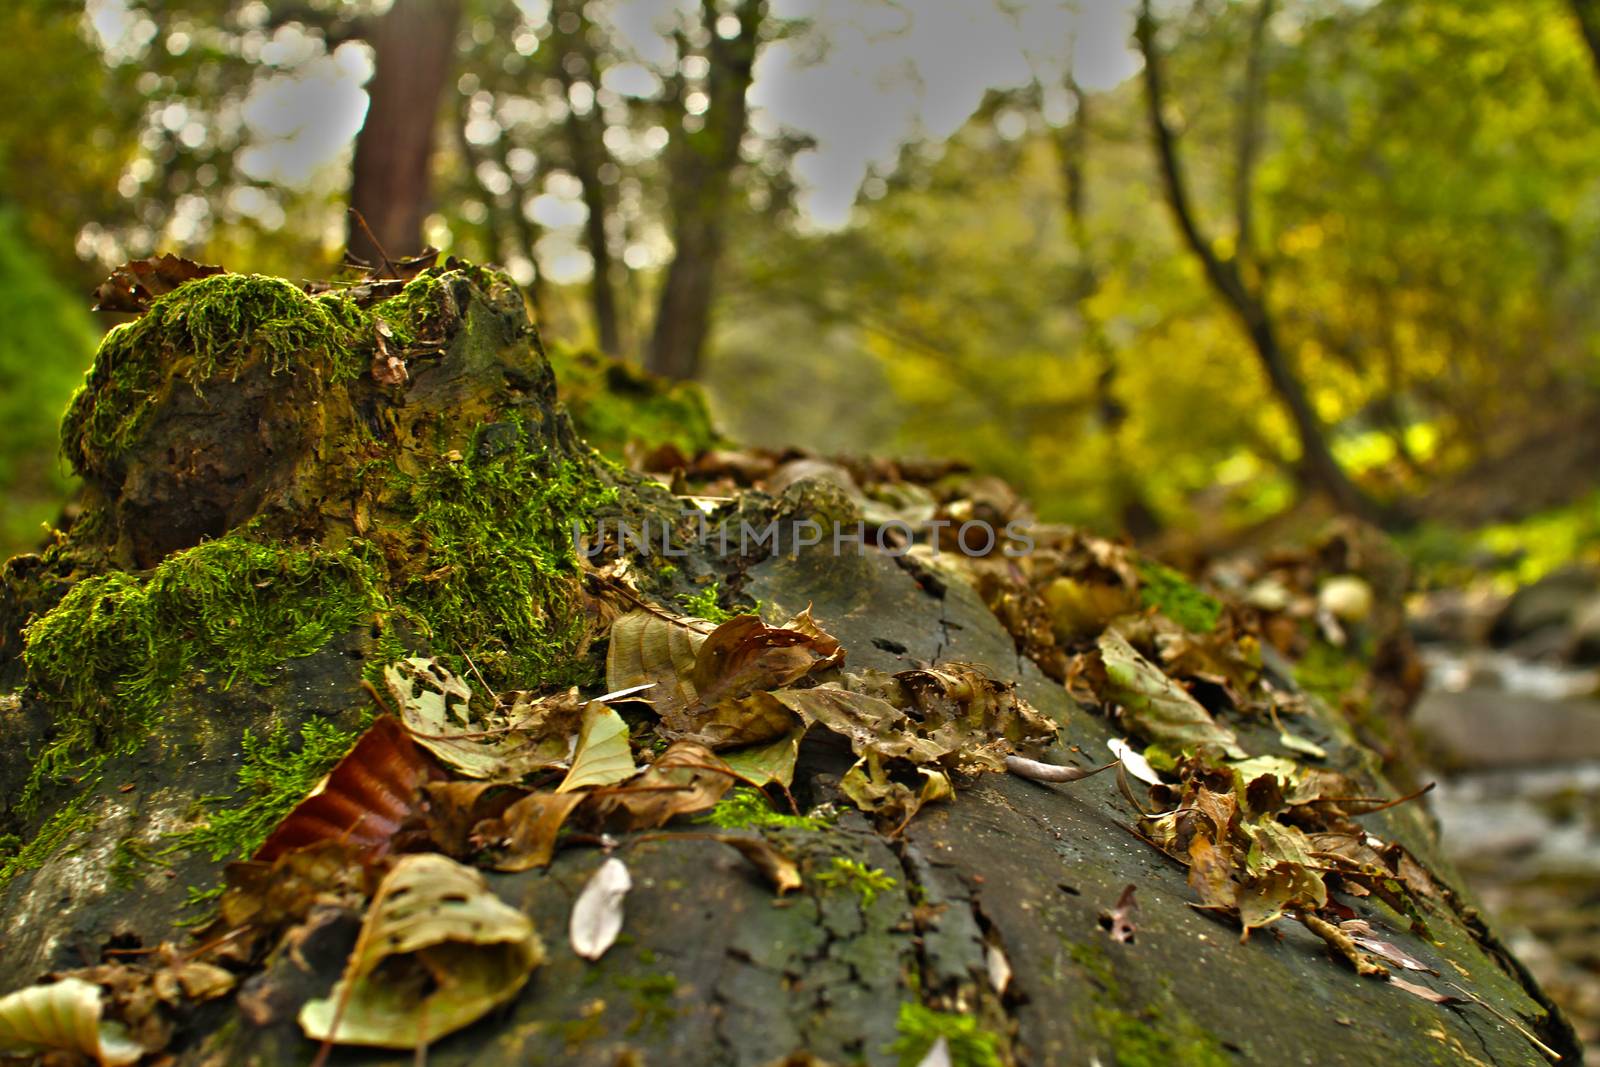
1389;976;1463;1005
0;977;145;1066
986;942;1012;995
917;1035;954;1067
606;610;711;722
1187;834;1238;910
556;701;639;793
1098;631;1246;758
586;742;735;830
91;254;224;313
299;854;542;1048
1300;913;1388;978
482;791;586;871
387;658;582;780
840;753;951;829
1100;884;1138;943
699;832;803;894
719;728;805;788
1339;920;1438;974
570;857;632;961
253;716;435;864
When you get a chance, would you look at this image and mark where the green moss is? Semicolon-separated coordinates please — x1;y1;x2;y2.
889;1002;1004;1067
1293;639;1362;710
1092;1005;1231;1067
109;835;173;888
62;273;370;473
616;972;679;1035
548;342;721;459
0;788;97;888
392;419;614;690
20;533;386;811
172;716;363;860
1135;559;1222;634
815;856;898;906
369;271;450;347
681;581;735;623
698;787;831;831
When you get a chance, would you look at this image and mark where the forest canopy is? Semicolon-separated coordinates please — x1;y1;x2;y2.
1;0;1598;557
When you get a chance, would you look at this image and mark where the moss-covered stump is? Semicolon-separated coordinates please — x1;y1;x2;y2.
0;262;1578;1067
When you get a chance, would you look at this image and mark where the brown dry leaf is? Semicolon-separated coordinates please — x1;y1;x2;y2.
386;657;582;780
1187;834;1238;910
1300;913;1388;977
670;689;803;749
220;841;370;933
840;753;952;829
92;254;224;313
253;715;435;864
1237;865;1326;940
299;854;542;1048
1004;755;1119;783
482;791;587;871
1339;920;1438;974
1389;976;1463;1005
1042;576;1140;643
894;663;1059;771
1099;884;1139;943
700;832;803;894
606;608;843;740
772;686;946;764
605;610;717;721
0;977;145;1066
420;780;523;856
585;742;735;830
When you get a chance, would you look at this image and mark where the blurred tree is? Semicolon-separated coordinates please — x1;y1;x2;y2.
348;0;463;264
1575;0;1600;76
1136;0;1376;520
647;0;768;380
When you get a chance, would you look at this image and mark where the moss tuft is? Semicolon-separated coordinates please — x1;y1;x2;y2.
20;534;386;810
62;273;370;474
698;787;831;831
681;581;735;623
172;716;364;860
548;342;721;459
889;1002;1004;1067
1135;559;1223;633
814;856;898;906
1092;1005;1231;1067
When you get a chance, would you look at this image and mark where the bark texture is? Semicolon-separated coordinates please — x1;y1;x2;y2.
347;0;463;265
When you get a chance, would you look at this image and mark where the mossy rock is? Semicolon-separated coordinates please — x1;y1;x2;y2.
0;261;1577;1067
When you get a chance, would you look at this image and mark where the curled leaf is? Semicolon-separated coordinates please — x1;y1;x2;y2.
719;728;805;789
570;857;632;961
481;791;586;871
1108;738;1163;785
1099;884;1139;943
254;716;434;864
386;658;582;780
699;832;803;894
1004;755;1118;784
0;977;144;1066
585;742;735;830
92;254;224;313
299;854;542;1048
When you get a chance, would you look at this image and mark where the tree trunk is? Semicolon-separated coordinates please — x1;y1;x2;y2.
1135;0;1379;521
553;0;621;354
646;0;765;380
0;259;1576;1067
1574;0;1600;77
347;0;462;266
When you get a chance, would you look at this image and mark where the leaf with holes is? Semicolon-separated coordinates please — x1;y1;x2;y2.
299;854;542;1048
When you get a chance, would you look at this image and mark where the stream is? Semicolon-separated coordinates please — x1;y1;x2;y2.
1415;645;1600;1047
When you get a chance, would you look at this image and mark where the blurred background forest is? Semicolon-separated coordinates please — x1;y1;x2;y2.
5;0;1600;1041
3;0;1599;571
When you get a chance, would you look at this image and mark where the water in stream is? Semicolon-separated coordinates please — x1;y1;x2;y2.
1416;645;1600;1047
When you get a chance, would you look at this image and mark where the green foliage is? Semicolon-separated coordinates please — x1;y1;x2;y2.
1090;1004;1231;1067
814;856;897;906
698;787;830;831
1135;560;1223;633
1403;490;1600;591
173;717;363;861
0;210;97;556
889;1002;1004;1067
548;342;721;460
0;790;98;890
20;534;385;810
62;273;368;474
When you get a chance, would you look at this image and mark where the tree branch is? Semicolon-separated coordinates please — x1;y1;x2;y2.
1234;0;1275;268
